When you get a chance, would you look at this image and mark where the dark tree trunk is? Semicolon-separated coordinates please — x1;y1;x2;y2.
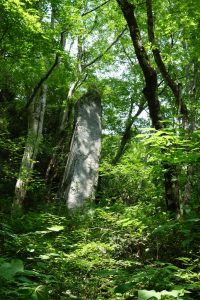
116;0;180;214
146;0;188;120
164;165;180;212
116;0;163;130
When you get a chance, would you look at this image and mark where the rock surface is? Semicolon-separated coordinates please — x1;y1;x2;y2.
61;89;101;209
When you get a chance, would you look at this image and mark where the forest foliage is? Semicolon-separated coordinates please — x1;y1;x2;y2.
0;0;200;299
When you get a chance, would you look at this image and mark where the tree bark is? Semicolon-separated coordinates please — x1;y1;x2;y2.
13;85;47;212
116;0;180;213
116;0;162;130
59;89;101;209
164;165;180;212
146;0;188;120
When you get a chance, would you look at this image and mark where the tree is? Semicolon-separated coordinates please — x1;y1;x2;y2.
0;0;199;216
13;3;66;211
116;0;181;213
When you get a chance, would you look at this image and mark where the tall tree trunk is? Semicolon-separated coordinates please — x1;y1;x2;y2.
59;89;101;209
164;166;179;212
116;0;180;213
13;85;47;212
13;10;64;213
145;0;183;213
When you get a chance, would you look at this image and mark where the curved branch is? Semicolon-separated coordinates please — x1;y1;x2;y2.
117;0;163;130
81;0;110;17
23;30;66;112
112;98;146;165
24;55;59;111
146;0;188;118
83;26;127;69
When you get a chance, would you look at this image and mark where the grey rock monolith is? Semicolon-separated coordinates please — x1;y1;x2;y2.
60;89;101;209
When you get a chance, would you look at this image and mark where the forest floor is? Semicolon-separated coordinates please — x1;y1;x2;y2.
0;201;200;299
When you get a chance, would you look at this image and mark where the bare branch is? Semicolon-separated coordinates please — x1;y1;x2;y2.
83;26;127;69
112;97;146;165
76;74;88;90
87;15;98;36
81;0;110;17
121;41;135;67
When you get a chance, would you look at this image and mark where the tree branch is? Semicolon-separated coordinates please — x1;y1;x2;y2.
23;30;66;112
24;55;59;111
83;26;127;69
121;41;135;67
81;0;110;17
146;0;188;118
112;97;146;164
116;0;163;130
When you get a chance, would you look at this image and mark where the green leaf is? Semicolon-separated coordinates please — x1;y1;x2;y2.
30;285;48;300
138;290;159;300
47;225;64;232
39;255;50;260
115;282;133;293
0;259;24;281
138;289;185;300
96;269;121;277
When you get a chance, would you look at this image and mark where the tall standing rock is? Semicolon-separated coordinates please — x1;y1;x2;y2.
60;89;102;209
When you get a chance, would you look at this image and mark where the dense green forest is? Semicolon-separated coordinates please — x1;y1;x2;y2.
0;0;200;299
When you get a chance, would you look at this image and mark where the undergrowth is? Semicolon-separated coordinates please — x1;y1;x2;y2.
0;202;200;299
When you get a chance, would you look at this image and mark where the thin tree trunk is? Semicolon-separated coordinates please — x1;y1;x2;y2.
164;166;179;212
188;61;198;132
13;10;65;212
45;89;76;186
112;98;146;165
13;85;47;212
182;60;199;209
45;35;84;185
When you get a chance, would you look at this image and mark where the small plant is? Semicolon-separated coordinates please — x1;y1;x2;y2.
0;258;49;299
